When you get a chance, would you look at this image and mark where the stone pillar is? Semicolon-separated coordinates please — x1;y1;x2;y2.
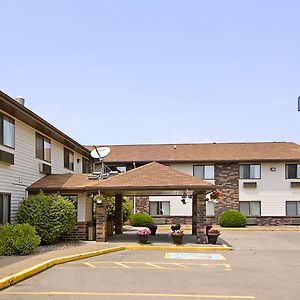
135;196;150;214
196;192;207;244
114;194;123;234
96;200;107;242
192;194;197;235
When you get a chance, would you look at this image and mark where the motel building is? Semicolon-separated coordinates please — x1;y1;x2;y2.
1;90;300;243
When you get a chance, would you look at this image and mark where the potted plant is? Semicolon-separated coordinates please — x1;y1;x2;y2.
169;229;184;244
207;228;220;244
136;228;151;244
147;224;158;235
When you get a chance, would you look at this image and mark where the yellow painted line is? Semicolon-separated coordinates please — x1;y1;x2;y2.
84;262;96;268
114;262;130;268
1;291;256;298
125;244;232;251
145;262;164;269
173;263;189;269
0;246;125;291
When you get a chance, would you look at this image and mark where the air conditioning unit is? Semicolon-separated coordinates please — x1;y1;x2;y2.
39;162;51;175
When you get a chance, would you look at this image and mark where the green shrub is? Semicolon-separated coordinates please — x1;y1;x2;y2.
0;223;41;255
130;213;154;227
105;196;133;223
218;210;247;227
17;192;76;244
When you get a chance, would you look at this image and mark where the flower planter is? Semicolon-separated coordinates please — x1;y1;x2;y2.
137;235;149;244
207;234;219;244
147;224;157;235
172;234;183;244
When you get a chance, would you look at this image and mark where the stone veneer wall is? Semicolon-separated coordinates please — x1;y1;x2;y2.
135;196;149;214
214;163;239;221
61;221;94;241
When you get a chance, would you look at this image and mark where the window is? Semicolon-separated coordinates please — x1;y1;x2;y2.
82;158;91;173
0;194;11;224
240;201;261;216
0;114;15;148
193;165;214;180
286;164;300;179
206;201;215;216
36;133;51;162
286;201;300;216
150;201;170;216
64;148;74;170
240;164;261;179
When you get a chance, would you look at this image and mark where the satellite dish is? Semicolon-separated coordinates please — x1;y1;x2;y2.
90;147;111;159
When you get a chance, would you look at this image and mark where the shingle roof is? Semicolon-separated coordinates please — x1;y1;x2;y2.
27;162;214;192
85;142;300;163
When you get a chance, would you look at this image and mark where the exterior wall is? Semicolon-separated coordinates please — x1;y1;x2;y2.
214;163;239;218
239;162;300;216
0;110;89;222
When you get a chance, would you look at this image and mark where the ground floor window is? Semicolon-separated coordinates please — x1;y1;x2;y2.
240;201;261;216
0;194;11;224
150;201;170;216
286;201;300;216
63;195;78;217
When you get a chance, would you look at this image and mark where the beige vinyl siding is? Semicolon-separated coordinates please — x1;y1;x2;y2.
0;110;87;221
239;162;300;216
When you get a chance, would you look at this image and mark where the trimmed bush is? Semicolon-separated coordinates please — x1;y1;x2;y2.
130;214;154;227
17;193;76;244
218;210;247;227
0;223;41;255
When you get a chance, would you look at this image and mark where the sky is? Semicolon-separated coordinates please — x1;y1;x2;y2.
0;0;300;146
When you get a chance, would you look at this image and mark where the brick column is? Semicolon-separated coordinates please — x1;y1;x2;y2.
114;194;123;234
135;196;150;214
192;194;197;235
96;200;107;242
196;192;207;244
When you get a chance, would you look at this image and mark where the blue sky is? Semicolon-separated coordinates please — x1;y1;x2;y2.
0;0;299;145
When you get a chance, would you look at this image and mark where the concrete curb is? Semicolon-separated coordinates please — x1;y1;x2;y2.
0;243;231;291
0;246;125;291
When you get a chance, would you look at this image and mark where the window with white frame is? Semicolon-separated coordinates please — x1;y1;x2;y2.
64;148;74;171
240;201;261;216
150;201;170;216
206;201;215;216
193;165;214;180
240;164;261;179
0;194;11;224
0;114;15;148
286;201;300;216
285;164;300;179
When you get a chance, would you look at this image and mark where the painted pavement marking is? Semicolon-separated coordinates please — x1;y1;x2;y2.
0;291;256;299
165;253;226;260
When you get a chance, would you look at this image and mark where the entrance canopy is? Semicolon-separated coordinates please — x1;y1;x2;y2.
27;161;215;196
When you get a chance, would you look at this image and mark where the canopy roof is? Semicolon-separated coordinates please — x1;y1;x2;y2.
28;162;214;196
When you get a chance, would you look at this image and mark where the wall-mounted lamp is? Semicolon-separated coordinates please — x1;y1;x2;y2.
77;158;81;163
270;167;276;172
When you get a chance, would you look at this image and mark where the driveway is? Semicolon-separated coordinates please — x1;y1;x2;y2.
1;231;300;299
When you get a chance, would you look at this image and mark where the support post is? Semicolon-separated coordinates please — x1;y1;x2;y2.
192;194;197;235
114;194;123;234
96;200;107;242
196;192;207;244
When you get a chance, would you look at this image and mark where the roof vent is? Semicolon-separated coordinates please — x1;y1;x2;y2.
15;97;25;106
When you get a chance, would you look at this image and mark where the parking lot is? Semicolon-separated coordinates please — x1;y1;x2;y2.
1;231;300;299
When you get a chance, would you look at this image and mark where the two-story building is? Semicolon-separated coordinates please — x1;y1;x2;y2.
87;143;300;226
0;91;91;224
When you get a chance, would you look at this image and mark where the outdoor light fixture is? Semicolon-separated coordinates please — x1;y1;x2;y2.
270;167;276;172
181;198;187;204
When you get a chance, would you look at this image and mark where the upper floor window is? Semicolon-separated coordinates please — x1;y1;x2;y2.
286;201;300;216
240;201;261;216
193;165;214;180
240;164;261;179
82;157;91;173
286;164;300;179
64;148;74;171
0;114;15;148
0;194;11;224
36;133;51;162
150;201;170;216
